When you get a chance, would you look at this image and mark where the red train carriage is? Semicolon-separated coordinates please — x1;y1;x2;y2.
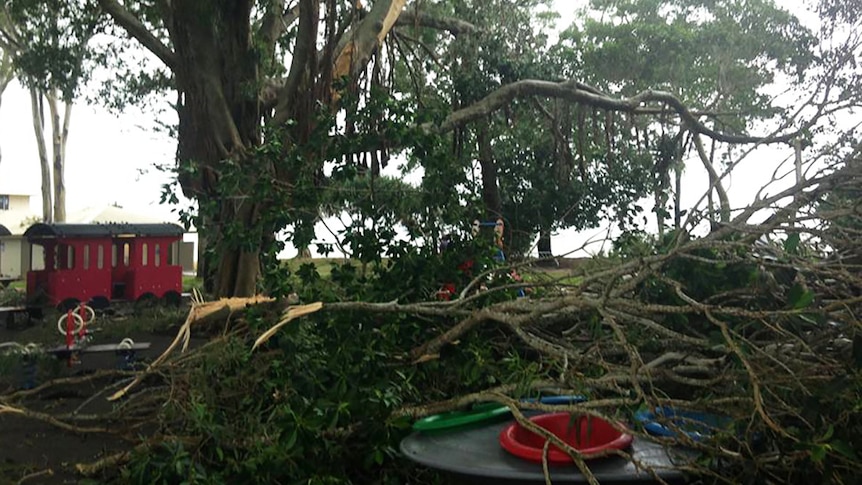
24;223;184;309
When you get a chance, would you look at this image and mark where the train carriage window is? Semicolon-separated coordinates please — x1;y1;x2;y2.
83;245;90;270
112;244;118;268
123;242;130;266
97;245;104;269
155;244;161;267
62;244;75;269
169;242;177;265
142;243;148;266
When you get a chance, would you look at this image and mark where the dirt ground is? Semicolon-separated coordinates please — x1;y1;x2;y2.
0;314;191;485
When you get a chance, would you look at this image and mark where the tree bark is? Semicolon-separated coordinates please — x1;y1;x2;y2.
213;201;261;297
165;1;262;297
196;213;213;293
29;88;52;223
693;133;730;223
674;159;683;230
477;122;502;219
0;53;12;171
46;90;69;222
536;230;555;265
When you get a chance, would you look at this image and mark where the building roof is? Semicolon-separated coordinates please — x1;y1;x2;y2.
24;222;185;239
0;191;34;197
67;205;177;225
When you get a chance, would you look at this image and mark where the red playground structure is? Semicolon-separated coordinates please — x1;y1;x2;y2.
24;223;185;309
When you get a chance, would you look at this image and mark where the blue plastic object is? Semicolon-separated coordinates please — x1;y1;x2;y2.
116;349;137;370
634;406;731;441
522;394;588;405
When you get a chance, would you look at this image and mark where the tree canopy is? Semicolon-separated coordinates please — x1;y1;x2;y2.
0;0;832;296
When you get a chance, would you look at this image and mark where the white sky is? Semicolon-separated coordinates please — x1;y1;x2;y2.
0;0;843;257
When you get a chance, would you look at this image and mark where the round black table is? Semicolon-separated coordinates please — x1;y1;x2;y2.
401;418;694;484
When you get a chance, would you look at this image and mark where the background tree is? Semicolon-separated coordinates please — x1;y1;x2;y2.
0;0;99;222
569;0;816;233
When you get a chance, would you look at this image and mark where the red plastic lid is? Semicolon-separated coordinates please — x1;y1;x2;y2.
499;412;633;464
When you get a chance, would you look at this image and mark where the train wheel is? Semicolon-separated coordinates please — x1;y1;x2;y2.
89;296;111;310
135;292;158;309
56;312;84;336
163;291;182;307
58;298;80;312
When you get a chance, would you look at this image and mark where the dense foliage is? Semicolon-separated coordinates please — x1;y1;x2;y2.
122;236;544;484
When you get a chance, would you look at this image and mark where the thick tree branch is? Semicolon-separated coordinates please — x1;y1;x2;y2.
332;0;407;83
96;0;177;70
692;131;731;223
0;6;23;53
422;80;802;145
271;0;318;126
259;0;301;56
395;7;479;36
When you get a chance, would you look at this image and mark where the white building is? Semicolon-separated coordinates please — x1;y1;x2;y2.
0;191;41;278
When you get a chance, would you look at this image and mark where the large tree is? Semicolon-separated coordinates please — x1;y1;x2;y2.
84;0;824;297
0;0;98;222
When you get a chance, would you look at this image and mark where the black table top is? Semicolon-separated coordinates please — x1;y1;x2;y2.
401;418;694;484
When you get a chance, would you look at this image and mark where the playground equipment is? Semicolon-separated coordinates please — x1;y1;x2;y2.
499;412;634;464
1;305;151;388
436;218;526;300
401;406;688;484
25;222;185;309
1;222;185;329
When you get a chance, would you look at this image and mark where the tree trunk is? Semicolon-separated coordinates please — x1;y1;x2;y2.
0;56;12;171
654;185;666;238
213;201;261;296
693;133;730;223
46;91;70;222
536;229;557;266
196;214;214;293
674;162;682;230
167;2;264;297
29;88;52;223
477;122;502;219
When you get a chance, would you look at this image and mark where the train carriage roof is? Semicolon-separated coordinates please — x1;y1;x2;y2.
24;222;185;239
0;224;10;237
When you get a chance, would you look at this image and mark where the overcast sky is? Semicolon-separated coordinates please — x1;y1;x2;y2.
0;1;836;256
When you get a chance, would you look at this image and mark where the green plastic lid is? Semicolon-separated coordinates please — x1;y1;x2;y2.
413;402;512;432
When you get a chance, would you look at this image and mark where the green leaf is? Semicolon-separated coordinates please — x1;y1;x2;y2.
788;283;815;309
285;428;298;451
373;449;384;465
810;444;828;463
830;440;858;460
784;233;801;253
